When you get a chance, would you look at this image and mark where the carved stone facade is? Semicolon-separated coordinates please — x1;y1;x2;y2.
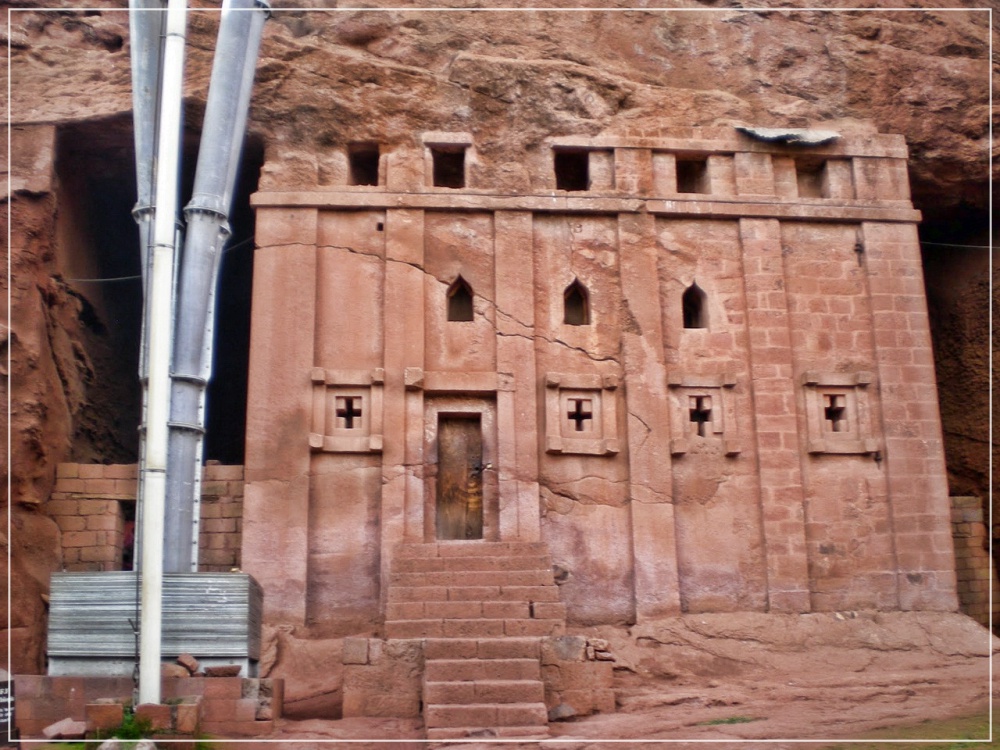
242;127;957;631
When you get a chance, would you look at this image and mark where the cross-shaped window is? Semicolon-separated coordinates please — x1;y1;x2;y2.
823;394;847;433
689;395;712;437
336;396;363;429
567;398;593;432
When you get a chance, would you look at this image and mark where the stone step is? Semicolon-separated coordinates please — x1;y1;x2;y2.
395;541;549;559
386;618;564;639
424;658;541;682
424;701;549;729
387;600;531;621
426;725;550;740
388;600;567;622
393;554;552;574
388;584;562;603
423;637;541;661
390;569;555;588
423;679;545;705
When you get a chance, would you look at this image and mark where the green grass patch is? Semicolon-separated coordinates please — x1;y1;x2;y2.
697;715;760;726
823;712;994;749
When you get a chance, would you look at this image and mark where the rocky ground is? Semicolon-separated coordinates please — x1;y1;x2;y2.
240;611;998;749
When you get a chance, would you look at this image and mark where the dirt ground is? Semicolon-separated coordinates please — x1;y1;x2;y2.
226;610;998;750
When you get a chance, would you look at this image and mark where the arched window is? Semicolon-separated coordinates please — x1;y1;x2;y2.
564;279;590;326
447;276;474;322
682;282;708;329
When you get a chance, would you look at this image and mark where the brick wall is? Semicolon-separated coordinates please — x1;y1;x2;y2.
950;495;993;628
47;463;244;572
198;464;245;572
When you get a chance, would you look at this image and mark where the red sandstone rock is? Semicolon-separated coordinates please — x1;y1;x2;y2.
161;663;190;679
42;717;87;739
177;653;200;674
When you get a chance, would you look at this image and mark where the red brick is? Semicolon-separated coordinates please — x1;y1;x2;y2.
78;464;105;479
83;478;118;495
447;586;501;601
78;499;115;515
496;702;547;726
425;703;497;728
482;601;529;619
56;464;80;479
58;478;88;493
62;531;98;547
80;546;117;563
114;480;138;495
385;601;425;620
203;677;243;700
56;516;86;531
135;703;171;730
475;680;544;703
424;639;478;660
85;702;124;732
104;464;138;479
86;515;121;531
45;498;79;516
425;601;483;619
385;620;443;638
442;619;504;638
423;681;475;704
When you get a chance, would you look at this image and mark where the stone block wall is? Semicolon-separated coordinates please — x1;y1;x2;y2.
14;675;281;739
245;128;958;627
950;495;992;627
47;463;244;572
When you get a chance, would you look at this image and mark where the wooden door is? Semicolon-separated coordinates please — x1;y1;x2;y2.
436;416;484;540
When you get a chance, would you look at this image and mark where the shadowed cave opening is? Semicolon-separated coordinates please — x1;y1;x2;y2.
53;117;263;465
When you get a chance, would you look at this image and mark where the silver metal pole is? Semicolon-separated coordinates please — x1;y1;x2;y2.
138;0;186;707
129;0;165;570
164;0;268;573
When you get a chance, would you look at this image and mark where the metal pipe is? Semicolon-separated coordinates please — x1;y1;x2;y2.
163;0;268;573
128;0;165;569
138;0;186;707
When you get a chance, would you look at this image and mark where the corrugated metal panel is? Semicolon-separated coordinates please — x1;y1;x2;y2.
49;572;262;659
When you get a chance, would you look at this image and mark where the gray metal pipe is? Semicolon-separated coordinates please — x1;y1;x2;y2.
163;0;269;573
129;0;163;292
128;0;165;569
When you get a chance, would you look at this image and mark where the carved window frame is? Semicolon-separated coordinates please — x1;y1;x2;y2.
544;372;620;456
666;373;741;456
309;368;384;453
802;371;879;455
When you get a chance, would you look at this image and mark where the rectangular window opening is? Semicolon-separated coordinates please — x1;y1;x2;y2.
348;143;380;186
796;158;827;198
431;146;466;189
554;150;590;191
676;157;709;194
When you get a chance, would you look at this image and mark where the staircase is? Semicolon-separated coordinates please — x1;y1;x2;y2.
386;541;567;740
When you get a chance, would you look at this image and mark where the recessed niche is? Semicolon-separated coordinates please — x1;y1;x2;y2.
431;146;466;189
545;373;620;456
447;276;474;322
563;279;591;326
676;158;709;194
667;373;740;456
682;282;708;329
795;158;827;198
802;371;880;455
309;368;384;453
347;143;380;186
555;150;590;191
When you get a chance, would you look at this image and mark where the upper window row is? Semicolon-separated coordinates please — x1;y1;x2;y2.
345;142;845;199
